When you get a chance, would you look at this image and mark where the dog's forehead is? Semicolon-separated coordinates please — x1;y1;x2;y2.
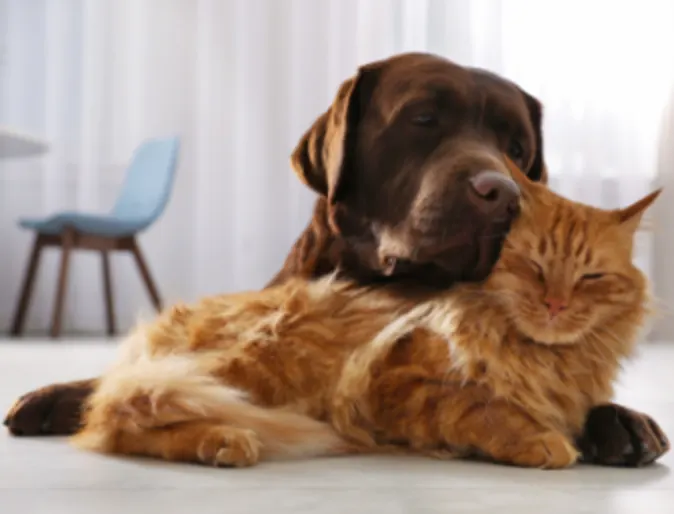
372;55;471;105
469;68;527;106
368;55;527;117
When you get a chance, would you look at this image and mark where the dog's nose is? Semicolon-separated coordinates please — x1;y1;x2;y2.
468;170;520;218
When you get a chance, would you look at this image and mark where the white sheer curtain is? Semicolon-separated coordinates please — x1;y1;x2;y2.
1;0;672;334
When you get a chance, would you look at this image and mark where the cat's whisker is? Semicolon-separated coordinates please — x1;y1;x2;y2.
581;326;625;364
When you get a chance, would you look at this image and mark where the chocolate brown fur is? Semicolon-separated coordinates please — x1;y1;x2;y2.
275;53;548;287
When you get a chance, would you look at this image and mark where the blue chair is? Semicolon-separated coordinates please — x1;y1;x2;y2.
10;136;180;338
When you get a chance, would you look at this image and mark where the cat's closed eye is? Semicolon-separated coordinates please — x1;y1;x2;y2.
530;260;545;283
581;273;605;281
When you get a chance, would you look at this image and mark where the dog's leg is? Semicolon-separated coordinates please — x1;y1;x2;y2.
578;403;670;467
4;379;97;436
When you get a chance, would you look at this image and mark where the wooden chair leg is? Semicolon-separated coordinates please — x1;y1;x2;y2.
130;238;162;312
10;235;45;336
101;250;116;336
50;229;75;338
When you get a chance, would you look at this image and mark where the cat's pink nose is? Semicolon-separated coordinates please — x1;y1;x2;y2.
544;297;568;318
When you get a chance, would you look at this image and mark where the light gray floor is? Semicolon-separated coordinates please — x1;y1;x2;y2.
1;341;673;514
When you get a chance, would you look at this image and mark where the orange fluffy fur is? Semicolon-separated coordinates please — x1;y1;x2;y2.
73;163;659;469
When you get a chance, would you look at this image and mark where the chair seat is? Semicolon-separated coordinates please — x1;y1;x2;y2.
19;212;148;237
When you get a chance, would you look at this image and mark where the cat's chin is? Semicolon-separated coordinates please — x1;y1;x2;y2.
516;320;589;346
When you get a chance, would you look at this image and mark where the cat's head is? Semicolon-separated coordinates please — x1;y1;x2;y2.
485;159;660;345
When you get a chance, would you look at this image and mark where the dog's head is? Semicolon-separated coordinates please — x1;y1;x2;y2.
292;52;547;287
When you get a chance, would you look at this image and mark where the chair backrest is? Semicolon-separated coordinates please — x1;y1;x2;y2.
112;136;180;227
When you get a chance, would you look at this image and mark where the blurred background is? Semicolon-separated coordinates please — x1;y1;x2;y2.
1;0;673;337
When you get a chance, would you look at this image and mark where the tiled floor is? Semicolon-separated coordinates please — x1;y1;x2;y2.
1;340;673;514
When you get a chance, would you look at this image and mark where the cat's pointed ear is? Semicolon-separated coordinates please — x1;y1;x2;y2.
502;155;538;198
615;189;663;233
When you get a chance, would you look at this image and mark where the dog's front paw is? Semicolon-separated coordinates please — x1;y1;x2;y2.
578;403;670;467
4;380;95;436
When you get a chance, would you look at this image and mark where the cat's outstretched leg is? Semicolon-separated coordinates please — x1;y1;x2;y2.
74;378;360;463
442;396;579;469
78;419;263;467
333;368;578;469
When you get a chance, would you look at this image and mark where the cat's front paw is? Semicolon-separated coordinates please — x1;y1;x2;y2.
197;426;262;468
578;403;670;467
508;431;579;469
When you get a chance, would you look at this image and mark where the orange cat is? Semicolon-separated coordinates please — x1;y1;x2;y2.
73;162;662;469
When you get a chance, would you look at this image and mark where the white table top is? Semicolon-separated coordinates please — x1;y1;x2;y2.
0;126;49;158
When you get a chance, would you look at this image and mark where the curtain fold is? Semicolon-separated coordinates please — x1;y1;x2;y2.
653;87;674;339
0;0;672;334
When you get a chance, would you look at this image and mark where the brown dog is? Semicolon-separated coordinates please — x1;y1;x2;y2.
4;52;667;467
271;52;542;288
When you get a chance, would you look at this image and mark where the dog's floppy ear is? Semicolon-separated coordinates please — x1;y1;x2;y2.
291;67;376;204
520;90;548;184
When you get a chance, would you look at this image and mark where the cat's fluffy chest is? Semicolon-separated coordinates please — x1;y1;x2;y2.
412;294;632;436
